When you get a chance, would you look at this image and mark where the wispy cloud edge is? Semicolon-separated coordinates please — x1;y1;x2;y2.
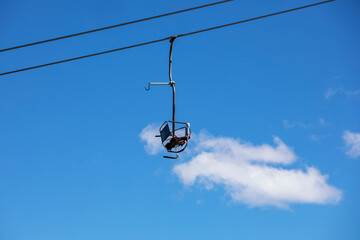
343;130;360;158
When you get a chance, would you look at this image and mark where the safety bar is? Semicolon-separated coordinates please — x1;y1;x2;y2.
163;152;179;159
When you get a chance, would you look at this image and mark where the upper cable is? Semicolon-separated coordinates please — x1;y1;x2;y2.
0;0;336;77
0;0;232;53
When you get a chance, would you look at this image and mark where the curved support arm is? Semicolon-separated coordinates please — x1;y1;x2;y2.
169;36;177;135
169;36;177;84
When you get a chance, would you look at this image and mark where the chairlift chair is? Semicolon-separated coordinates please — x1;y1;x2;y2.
158;121;191;158
145;36;191;159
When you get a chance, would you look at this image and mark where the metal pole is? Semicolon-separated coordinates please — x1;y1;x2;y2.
169;36;177;136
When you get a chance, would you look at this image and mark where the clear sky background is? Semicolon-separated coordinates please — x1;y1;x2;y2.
0;0;359;239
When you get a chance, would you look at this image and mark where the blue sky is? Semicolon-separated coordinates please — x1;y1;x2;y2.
0;0;359;239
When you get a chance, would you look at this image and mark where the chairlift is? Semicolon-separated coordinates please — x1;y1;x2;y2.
145;36;191;159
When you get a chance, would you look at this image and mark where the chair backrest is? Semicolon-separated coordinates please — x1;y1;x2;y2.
160;123;171;143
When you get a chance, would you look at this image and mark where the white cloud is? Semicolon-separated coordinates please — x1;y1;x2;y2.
343;130;360;158
310;134;329;142
310;134;321;141
194;133;296;165
324;87;342;99
196;199;204;205
345;89;360;97
324;87;360;99
283;120;309;129
173;132;341;208
139;123;163;155
140;126;342;208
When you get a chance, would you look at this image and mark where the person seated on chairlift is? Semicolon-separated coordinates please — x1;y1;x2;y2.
165;135;191;151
